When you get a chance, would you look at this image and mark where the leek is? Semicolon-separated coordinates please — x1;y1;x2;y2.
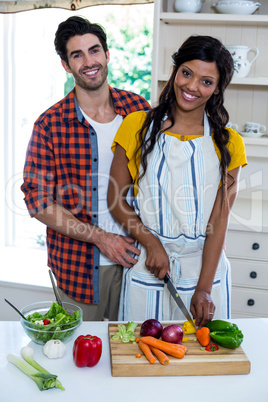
7;346;64;391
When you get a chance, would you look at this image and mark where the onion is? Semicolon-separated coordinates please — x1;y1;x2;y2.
162;324;183;344
140;319;163;338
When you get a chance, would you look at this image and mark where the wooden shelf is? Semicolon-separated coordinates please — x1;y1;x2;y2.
160;12;268;25
230;77;268;86
157;74;268;86
243;137;268;158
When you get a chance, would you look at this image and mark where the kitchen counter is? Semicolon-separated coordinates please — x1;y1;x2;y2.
1;319;267;402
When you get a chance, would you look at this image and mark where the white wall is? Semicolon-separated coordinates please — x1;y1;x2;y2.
1;281;54;321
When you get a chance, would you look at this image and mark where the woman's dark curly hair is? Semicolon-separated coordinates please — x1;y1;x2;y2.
138;35;234;198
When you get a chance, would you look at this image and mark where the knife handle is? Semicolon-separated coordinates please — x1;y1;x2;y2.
164;273;170;283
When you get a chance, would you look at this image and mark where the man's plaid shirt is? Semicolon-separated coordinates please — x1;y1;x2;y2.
21;87;150;304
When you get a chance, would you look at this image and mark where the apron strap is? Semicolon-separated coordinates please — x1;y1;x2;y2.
204;112;211;137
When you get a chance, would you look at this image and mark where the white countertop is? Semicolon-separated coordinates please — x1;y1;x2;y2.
1;319;268;402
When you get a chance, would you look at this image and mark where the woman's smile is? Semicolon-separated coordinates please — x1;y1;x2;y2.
181;90;199;102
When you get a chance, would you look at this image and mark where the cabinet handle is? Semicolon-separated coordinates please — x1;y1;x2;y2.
252;243;260;250
247;299;255;306
250;271;257;279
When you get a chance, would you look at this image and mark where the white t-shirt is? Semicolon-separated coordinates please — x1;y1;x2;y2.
81;109;129;265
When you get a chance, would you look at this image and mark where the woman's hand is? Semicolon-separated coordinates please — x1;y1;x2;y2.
190;290;215;329
144;237;170;280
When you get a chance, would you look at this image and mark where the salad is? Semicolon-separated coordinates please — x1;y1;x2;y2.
24;302;82;344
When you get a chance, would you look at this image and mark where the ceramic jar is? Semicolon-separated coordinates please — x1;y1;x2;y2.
226;45;259;78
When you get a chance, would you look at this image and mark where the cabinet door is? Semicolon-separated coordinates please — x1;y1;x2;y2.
230;258;268;290
226;231;268;260
232;287;268;316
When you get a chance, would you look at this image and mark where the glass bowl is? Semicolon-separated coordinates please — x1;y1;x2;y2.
20;301;83;345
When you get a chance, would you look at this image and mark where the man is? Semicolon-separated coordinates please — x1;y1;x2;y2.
21;16;150;320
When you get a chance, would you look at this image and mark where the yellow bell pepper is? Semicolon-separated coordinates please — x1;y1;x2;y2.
182;319;196;335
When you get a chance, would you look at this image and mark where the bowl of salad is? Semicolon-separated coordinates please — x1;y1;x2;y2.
20;301;83;345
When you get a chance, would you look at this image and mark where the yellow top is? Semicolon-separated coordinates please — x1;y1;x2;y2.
112;111;247;190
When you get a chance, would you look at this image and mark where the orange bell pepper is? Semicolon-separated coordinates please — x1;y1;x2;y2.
196;327;211;347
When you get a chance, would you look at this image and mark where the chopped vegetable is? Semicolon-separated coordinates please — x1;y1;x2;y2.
43;340;66;359
182;337;189;342
196;327;211;347
140;336;187;359
138;340;156;364
8;346;64;391
182;320;196;334
140;319;163;338
25;302;81;343
205;344;219;352
111;321;137;343
150;346;169;365
136;353;141;358
43;319;50;325
73;334;102;367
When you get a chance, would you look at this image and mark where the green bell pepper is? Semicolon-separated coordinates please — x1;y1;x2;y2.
206;320;244;349
206;320;238;333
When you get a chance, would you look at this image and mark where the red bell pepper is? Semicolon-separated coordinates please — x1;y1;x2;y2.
73;334;102;367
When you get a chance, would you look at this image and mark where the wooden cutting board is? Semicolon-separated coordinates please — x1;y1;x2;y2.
108;323;251;377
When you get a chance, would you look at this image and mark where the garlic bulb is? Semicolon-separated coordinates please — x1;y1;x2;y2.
43;339;67;359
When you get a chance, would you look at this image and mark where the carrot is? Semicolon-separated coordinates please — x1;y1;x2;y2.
136;353;141;358
138;340;156;364
150;346;169;365
135;337;140;343
140;336;187;359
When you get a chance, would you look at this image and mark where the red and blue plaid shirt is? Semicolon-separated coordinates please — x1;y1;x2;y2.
21;87;150;303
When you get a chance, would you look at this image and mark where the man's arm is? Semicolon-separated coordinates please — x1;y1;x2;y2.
35;203;140;268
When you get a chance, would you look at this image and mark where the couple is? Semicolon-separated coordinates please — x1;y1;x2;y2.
21;16;247;328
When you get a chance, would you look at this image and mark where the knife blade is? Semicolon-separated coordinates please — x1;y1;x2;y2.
164;273;195;328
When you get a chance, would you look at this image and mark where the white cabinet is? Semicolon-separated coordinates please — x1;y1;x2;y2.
151;0;268;317
226;230;268;318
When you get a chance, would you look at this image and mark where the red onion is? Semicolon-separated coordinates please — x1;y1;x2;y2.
140;319;163;338
162;324;183;344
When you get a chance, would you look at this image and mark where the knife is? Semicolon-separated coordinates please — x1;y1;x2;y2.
164;273;195;328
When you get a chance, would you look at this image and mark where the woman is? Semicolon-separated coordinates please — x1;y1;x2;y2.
108;35;247;327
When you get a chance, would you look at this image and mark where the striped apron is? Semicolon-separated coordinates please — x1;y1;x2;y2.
118;113;231;321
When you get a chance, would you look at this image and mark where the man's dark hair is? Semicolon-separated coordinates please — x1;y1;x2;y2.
54;16;108;65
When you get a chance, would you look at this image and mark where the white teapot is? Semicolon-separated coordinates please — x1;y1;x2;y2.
174;0;203;13
225;45;259;78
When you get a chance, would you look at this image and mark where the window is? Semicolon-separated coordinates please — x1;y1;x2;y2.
1;4;153;285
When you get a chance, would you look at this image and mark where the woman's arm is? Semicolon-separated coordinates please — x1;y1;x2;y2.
190;166;241;328
108;144;170;279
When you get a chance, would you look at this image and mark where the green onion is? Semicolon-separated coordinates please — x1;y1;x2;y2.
7;346;64;391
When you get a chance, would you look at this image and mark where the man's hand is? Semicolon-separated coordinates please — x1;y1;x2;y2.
94;232;140;268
